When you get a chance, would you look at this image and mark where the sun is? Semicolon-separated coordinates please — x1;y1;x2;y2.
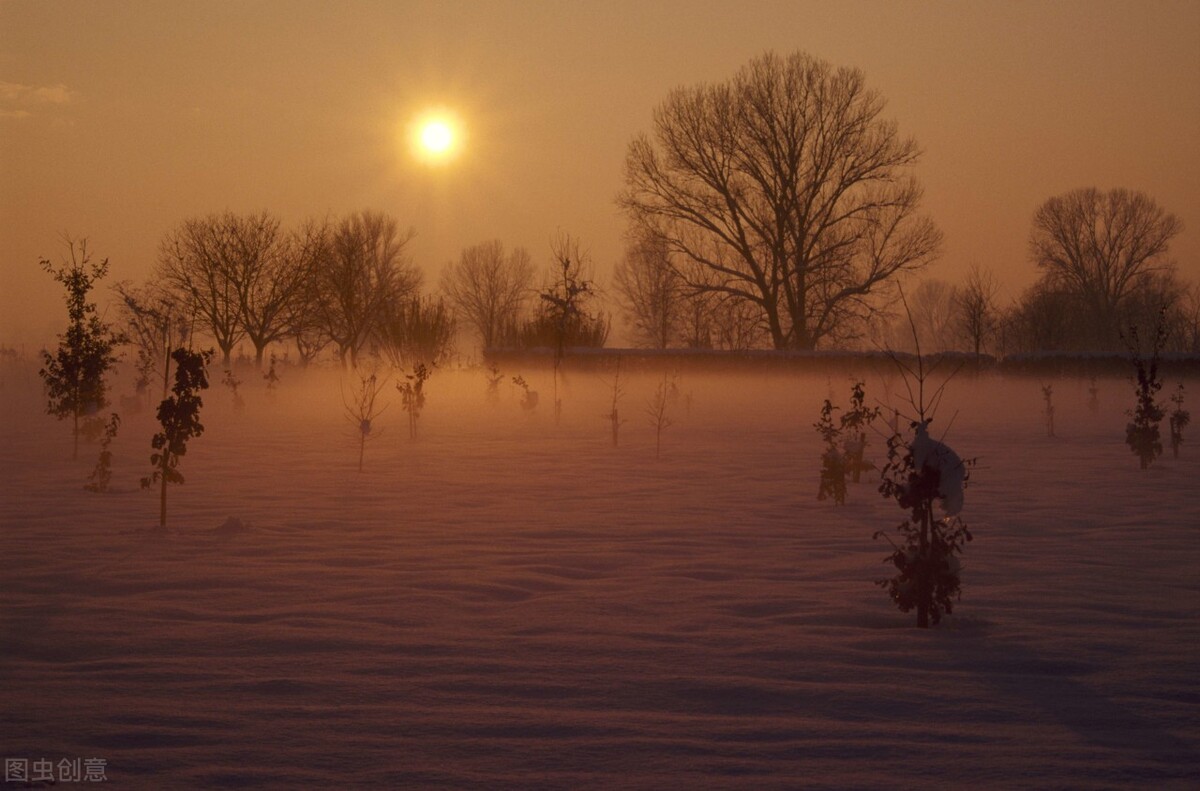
421;120;454;153
411;110;461;164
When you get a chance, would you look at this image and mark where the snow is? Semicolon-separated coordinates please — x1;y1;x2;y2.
911;419;967;515
1;362;1198;789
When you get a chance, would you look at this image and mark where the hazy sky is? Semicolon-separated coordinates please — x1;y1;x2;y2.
2;0;1198;347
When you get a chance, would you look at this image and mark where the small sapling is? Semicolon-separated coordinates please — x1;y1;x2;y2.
840;380;880;483
485;364;503;404
1124;323;1166;469
223;368;245;412
1168;383;1189;459
141;348;212;529
397;363;431;439
84;413;121;493
1087;377;1099;413
343;371;389;472
814;399;846;505
602;360;627;447
646;373;674;460
38;239;126;459
875;289;975;628
263;353;280;398
1042;384;1055;437
877;419;972;628
512;375;539;411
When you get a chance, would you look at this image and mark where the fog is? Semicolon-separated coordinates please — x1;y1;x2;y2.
3;350;1197;786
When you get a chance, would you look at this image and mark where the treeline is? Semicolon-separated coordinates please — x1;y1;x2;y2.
113;211;611;384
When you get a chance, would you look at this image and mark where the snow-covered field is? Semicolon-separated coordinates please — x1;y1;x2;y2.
2;360;1198;789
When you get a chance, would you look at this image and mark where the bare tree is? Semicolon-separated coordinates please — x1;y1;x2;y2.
906;279;959;352
620;51;941;350
439;240;533;350
157;214;246;364
952;266;999;356
1030;188;1183;348
286;218;334;365
313;211;420;367
376;295;456;368
113;278;190;399
230;212;310;367
1001;281;1085;354
612;234;685;348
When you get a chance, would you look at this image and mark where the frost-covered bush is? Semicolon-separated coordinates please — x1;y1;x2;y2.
876;418;972;628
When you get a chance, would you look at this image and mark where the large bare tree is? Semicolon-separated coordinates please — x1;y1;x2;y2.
620;51;941;350
439;240;533;350
157;211;306;366
230;213;311;367
1030;188;1182;347
157;214;247;364
312;210;420;367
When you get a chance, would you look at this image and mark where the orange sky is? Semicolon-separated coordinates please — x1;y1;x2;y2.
2;0;1198;347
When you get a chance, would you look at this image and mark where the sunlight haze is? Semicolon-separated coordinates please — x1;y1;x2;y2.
2;0;1198;346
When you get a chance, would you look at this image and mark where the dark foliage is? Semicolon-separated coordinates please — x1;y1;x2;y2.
84;413;121;493
876;425;972;627
1124;323;1166;469
142;348;212;528
38;243;126;459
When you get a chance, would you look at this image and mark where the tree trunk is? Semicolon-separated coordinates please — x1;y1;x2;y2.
159;456;168;529
917;502;931;629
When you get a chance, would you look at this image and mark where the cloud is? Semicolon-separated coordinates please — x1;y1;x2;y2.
0;80;74;119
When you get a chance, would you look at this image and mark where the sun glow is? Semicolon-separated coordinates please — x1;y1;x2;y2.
411;110;461;164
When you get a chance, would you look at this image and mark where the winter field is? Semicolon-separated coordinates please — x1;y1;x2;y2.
2;357;1198;789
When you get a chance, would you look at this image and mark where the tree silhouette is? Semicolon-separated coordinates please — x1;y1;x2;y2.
38;238;125;459
1031;188;1182;349
141;348;212;529
621;50;941;350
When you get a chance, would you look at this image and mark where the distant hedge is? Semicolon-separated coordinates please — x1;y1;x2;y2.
485;347;1200;378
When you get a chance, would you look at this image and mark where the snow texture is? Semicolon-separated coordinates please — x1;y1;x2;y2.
1;363;1198;789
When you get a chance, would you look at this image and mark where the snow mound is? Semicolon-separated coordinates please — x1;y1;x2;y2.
912;420;966;515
